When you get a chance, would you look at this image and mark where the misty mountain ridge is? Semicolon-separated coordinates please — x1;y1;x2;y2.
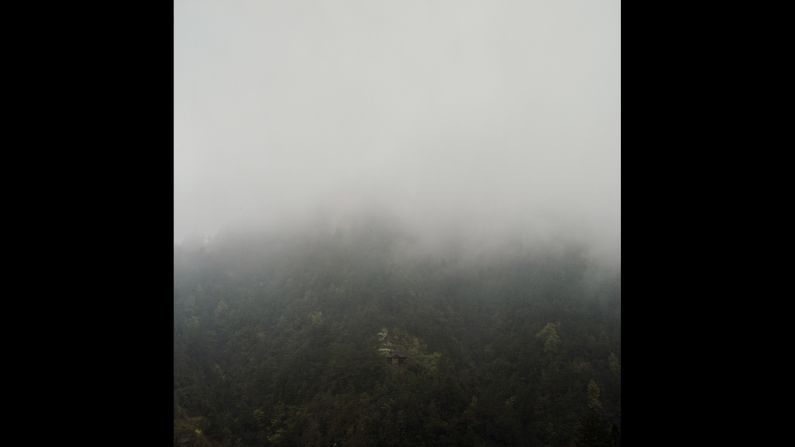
174;218;620;447
177;209;619;269
175;1;620;444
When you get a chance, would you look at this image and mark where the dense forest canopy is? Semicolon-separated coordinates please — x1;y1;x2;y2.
174;219;620;447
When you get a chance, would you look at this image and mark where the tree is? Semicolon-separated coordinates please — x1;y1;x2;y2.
587;379;603;411
536;322;561;353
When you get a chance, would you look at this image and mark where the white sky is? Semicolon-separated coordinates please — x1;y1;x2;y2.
175;0;620;260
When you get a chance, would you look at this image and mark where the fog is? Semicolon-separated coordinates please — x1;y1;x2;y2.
174;0;620;265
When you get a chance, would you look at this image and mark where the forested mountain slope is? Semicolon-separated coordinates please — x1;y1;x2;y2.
174;222;620;447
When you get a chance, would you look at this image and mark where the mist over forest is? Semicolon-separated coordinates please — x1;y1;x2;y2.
175;1;620;446
175;219;620;447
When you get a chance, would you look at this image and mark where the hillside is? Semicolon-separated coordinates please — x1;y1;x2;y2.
174;224;621;447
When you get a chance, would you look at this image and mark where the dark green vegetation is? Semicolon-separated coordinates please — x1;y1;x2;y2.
174;222;620;447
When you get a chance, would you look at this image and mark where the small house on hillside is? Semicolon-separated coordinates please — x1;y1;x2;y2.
387;351;407;366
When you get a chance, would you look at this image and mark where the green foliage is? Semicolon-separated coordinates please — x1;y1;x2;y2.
174;227;620;446
608;352;621;378
174;415;214;447
587;379;603;411
308;311;323;325
377;327;442;375
536;322;562;354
